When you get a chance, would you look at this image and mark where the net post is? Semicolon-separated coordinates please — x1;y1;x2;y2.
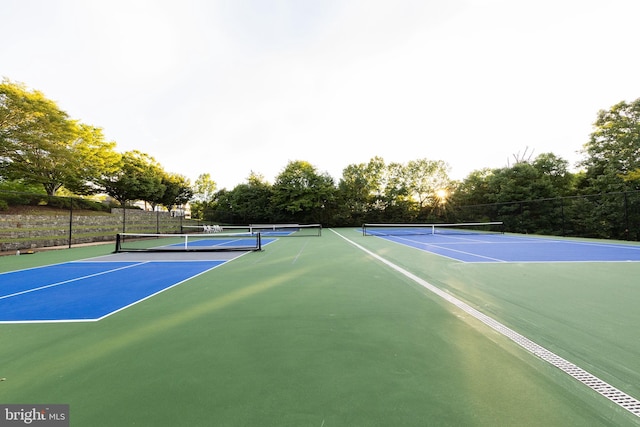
115;233;121;253
257;232;262;251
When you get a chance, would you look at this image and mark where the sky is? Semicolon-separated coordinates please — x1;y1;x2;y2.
2;0;640;190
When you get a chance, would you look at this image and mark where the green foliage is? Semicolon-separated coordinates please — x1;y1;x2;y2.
0;79;75;195
0;178;46;194
3;77;639;238
64;124;121;195
0;79;120;196
45;196;110;212
580;98;640;192
159;173;193;212
451;153;577;234
192;173;217;202
271;160;335;224
99;150;165;205
335;157;454;224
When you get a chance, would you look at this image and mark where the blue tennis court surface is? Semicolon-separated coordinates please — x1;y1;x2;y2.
373;233;640;263
0;260;224;323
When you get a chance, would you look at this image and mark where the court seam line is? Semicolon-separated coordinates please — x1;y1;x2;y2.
331;228;640;419
292;241;309;264
0;262;150;301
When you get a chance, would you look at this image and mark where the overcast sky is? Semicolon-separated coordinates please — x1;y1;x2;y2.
2;0;640;189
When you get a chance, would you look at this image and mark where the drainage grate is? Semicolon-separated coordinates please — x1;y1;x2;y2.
447;294;640;418
334;230;640;419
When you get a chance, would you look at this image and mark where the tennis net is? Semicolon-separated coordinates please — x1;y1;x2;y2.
249;224;322;237
362;222;504;236
115;232;262;252
181;224;322;236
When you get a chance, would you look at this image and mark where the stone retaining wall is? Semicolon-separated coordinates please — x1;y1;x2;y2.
0;208;190;252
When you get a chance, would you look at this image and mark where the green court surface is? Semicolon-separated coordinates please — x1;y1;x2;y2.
1;229;639;426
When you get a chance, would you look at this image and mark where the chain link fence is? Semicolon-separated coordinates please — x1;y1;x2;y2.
448;190;640;241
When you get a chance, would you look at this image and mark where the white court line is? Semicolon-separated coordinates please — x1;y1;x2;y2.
0;262;149;301
391;235;507;262
331;229;640;419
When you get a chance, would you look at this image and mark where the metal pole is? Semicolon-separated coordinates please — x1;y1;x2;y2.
68;197;73;248
624;191;629;240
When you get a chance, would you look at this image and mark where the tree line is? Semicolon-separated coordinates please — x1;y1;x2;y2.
0;79;192;212
2;79;639;238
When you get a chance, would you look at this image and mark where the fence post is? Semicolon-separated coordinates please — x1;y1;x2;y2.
624;191;629;240
560;198;565;237
68;197;73;248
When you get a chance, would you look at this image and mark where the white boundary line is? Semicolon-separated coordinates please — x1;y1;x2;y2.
0;259;233;324
0;262;149;301
331;229;640;419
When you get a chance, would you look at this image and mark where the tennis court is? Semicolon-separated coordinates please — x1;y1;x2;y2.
1;227;639;426
363;227;640;263
0;260;226;323
0;232;279;323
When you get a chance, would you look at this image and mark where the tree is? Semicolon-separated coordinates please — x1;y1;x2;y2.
373;161;413;222
336;162;374;225
449;153;576;233
531;152;575;196
579;98;640;192
100;150;165;206
0;80;120;196
190;173;217;219
65;123;121;195
214;173;274;224
338;157;401;222
0;79;75;195
271;160;335;223
192;173;217;202
574;99;640;238
404;158;452;218
159;173;193;214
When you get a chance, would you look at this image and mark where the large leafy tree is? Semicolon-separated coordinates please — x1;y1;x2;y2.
404;158;451;214
1;80;74;195
192;173;217;202
159;173;193;214
579;98;640;192
189;173;218;219
271;160;335;223
233;172;274;223
65;123;121;195
0;79;120;196
337;157;453;223
336;162;374;225
211;172;274;224
450;153;576;233
100;150;165;205
573;99;640;238
337;157;404;222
